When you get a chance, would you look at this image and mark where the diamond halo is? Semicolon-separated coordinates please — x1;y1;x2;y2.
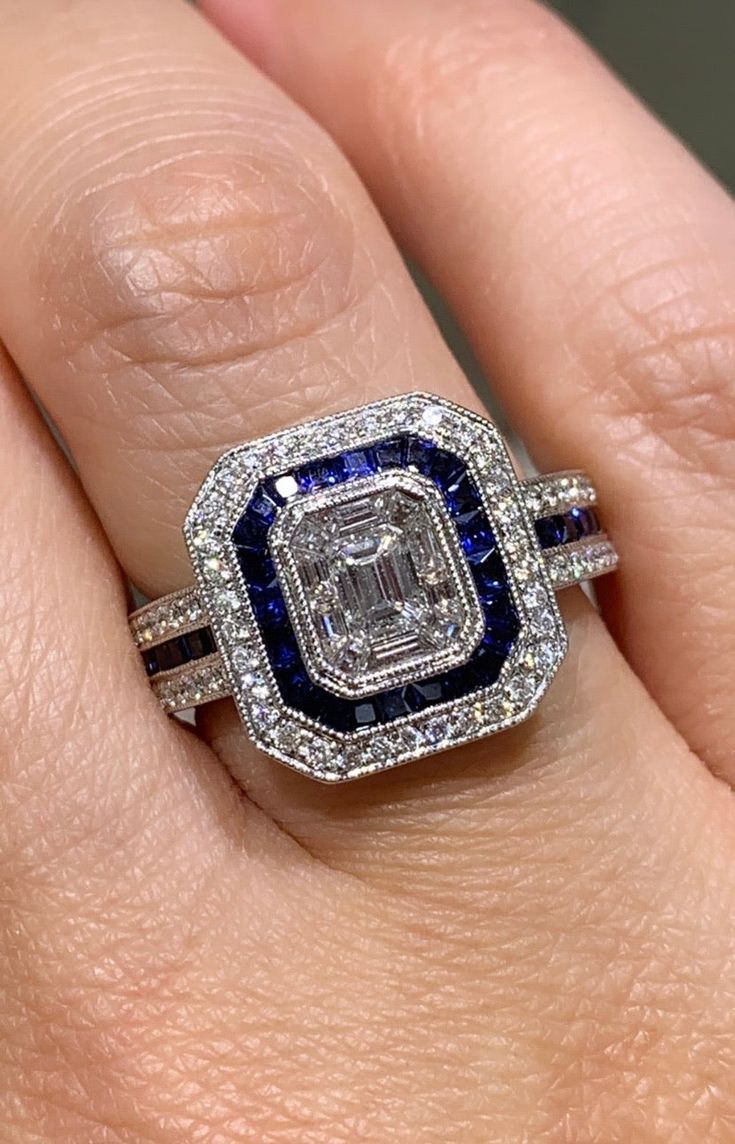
183;393;568;782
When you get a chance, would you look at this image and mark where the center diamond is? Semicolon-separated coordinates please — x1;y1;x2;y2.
269;471;484;699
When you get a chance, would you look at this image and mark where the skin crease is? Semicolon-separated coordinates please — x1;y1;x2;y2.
0;0;731;1140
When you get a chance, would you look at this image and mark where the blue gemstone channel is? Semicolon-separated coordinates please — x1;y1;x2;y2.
142;626;217;678
534;506;601;550
232;436;521;733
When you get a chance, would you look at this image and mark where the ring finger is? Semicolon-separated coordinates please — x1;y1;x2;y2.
0;0;702;876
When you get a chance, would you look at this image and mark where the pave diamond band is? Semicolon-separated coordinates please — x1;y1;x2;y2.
129;394;618;781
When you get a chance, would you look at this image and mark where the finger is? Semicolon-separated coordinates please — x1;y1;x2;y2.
0;340;267;886
0;348;163;822
0;356;411;1141
0;0;714;887
1;16;734;1128
200;0;735;778
2;10;733;1131
0;345;258;973
0;383;732;1144
0;0;468;600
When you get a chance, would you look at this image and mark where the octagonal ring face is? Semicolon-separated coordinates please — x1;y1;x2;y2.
268;469;486;700
184;393;568;782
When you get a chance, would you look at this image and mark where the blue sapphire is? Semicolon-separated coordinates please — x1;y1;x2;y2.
144;628;217;677
263;626;306;679
271;638;300;673
462;520;498;565
424;445;466;490
159;638;187;673
535;513;570;549
232;515;268;553
483;591;518;623
405;436;437;476
472;552;508;599
341;447;378;479
181;628;216;661
317;694;360;733
246;559;288;625
434;668;466;702
354;700;379;727
440;649;503;697
481;618;519;658
244;553;277;588
247;486;280;526
235;547;266;586
405;679;444;709
253;590;287;626
295;455;347;492
278;664;320;707
443;471;482;523
232;498;271;552
535;507;601;549
470;648;507;686
373;435;408;470
585;508;600;535
376;687;412;721
568;506;600;539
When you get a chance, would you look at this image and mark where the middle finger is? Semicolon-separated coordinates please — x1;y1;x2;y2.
0;0;467;597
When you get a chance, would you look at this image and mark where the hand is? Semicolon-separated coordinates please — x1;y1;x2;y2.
0;1;733;1140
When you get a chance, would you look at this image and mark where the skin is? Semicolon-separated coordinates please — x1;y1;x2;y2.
0;0;733;1139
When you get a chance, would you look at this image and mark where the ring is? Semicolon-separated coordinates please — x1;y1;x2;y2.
129;393;618;782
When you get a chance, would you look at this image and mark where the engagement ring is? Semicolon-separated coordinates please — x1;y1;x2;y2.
129;393;618;782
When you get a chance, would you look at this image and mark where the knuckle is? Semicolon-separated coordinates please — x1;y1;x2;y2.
42;151;361;385
372;0;573;146
616;324;735;466
568;245;735;472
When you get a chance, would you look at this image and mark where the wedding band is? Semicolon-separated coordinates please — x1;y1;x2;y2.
129;393;618;782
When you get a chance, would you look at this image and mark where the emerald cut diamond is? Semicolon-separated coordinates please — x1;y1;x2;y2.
183;392;573;782
269;471;484;699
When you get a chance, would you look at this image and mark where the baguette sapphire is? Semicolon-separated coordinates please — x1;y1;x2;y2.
535;506;601;550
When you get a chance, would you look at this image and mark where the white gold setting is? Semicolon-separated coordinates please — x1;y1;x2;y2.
523;474;595;517
180;393;570;782
129;394;619;782
544;537;618;590
129;586;206;648
153;654;229;714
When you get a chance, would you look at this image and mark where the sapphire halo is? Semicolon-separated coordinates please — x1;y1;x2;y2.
129;393;618;782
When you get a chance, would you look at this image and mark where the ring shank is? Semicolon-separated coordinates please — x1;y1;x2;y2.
130;470;618;713
521;470;618;589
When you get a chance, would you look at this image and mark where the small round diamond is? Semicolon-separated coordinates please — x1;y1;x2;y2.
419;404;444;431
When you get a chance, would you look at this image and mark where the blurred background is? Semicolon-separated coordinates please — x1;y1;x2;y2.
551;0;734;190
